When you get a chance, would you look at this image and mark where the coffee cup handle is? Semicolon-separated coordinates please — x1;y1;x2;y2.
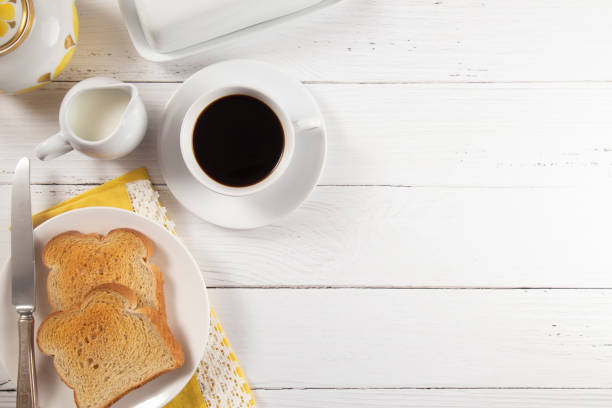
292;117;322;133
35;132;73;161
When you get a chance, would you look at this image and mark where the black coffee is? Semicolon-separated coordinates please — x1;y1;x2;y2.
192;94;284;187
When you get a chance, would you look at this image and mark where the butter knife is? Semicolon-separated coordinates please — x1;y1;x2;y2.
11;157;38;408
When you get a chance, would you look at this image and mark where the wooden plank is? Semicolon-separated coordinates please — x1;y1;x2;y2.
60;0;612;83
252;389;612;408
4;82;612;186
4;389;612;408
206;289;612;388
4;289;612;390
2;184;612;287
0;393;15;408
5;389;612;408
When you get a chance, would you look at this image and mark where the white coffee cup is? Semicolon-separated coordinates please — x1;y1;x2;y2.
35;77;147;161
180;86;321;196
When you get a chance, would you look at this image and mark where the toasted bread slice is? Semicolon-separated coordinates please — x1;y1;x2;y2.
43;229;165;314
37;284;184;408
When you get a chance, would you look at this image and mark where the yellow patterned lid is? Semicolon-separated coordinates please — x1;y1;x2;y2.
0;0;33;55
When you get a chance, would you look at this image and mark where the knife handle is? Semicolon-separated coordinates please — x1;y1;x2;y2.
17;313;38;408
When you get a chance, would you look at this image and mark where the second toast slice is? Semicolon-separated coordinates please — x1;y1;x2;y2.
37;283;184;408
43;229;165;314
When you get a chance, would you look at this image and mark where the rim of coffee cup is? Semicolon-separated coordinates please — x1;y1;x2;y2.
179;86;296;197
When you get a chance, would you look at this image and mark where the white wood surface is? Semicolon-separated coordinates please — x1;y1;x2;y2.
3;0;612;406
58;0;612;83
8;388;612;408
5;82;612;187
1;184;612;288
206;289;612;389
7;289;612;388
252;389;612;408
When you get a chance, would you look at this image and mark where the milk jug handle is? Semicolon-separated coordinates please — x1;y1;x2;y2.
35;132;73;161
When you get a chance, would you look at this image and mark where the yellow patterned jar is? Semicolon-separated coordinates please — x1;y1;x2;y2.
0;0;78;95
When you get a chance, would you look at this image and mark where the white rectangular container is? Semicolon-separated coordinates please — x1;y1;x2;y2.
119;0;341;61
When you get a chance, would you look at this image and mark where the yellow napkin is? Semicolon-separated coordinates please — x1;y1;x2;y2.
33;168;255;408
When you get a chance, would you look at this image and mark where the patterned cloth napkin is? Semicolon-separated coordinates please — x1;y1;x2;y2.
32;167;255;408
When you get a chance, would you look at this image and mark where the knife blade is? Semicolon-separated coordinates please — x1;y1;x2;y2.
11;157;35;312
11;157;38;408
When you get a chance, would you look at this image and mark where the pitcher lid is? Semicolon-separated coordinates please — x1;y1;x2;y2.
0;0;33;56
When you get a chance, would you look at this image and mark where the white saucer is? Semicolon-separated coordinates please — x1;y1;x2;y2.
158;60;327;229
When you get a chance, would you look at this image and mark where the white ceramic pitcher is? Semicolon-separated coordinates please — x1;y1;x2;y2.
35;77;148;161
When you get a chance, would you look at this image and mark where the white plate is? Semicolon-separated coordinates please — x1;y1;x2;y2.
118;0;342;62
0;207;209;408
158;59;327;229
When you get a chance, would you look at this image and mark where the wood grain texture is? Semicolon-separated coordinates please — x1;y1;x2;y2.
187;289;612;388
2;184;612;287
252;389;612;408
60;0;612;83
5;388;612;408
4;82;612;186
4;289;612;391
2;0;612;404
4;388;612;408
0;393;14;408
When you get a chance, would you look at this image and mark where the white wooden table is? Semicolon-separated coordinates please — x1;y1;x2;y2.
4;0;612;406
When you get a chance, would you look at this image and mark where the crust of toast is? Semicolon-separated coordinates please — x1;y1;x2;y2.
37;284;184;408
136;305;184;367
